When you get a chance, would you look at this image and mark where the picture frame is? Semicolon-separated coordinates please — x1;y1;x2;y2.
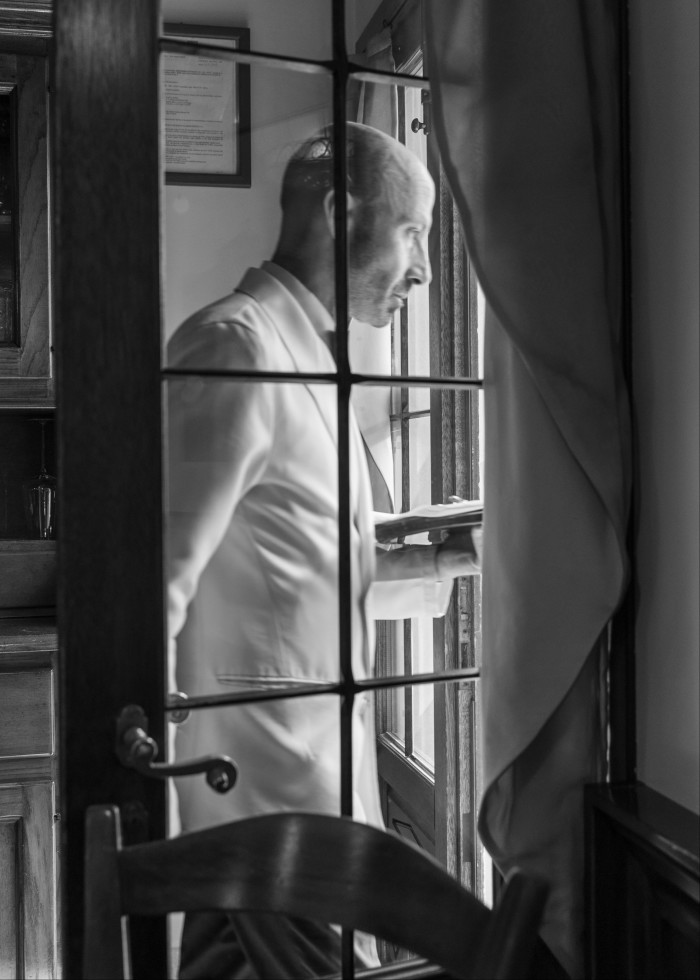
163;24;251;187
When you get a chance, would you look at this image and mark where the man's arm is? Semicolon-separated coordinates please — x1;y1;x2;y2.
368;526;483;620
166;320;272;644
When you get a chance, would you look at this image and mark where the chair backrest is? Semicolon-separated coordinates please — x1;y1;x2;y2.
83;804;547;980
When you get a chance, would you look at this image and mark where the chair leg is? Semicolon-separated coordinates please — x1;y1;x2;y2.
83;805;130;980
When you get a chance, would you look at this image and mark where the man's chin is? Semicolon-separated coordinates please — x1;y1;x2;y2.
350;312;392;329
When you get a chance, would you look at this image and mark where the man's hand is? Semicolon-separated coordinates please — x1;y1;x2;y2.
435;525;483;579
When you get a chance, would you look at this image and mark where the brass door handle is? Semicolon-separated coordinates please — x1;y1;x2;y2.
116;704;237;794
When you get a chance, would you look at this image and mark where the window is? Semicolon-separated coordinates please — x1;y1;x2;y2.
355;14;489;903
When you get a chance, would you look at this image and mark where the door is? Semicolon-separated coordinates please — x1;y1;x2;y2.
55;2;487;977
54;1;167;976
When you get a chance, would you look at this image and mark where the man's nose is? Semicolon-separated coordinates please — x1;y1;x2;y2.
409;239;431;286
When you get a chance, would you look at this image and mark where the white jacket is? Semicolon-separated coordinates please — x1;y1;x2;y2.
166;264;382;831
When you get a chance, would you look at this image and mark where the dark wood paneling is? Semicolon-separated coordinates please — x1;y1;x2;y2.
0;668;53;756
0;1;52;45
586;782;700;980
0;541;56;609
0;781;57;978
0;616;56;663
53;0;166;975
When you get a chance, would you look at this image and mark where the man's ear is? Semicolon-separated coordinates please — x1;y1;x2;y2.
322;190;357;239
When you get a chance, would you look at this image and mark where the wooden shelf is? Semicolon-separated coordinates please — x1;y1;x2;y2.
0;538;56;612
0;615;56;667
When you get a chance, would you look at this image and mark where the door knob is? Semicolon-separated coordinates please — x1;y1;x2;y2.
116;704;237;794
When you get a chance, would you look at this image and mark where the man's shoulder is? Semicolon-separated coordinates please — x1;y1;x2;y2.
167;271;280;371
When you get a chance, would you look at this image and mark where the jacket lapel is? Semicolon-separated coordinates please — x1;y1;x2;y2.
236;267;338;449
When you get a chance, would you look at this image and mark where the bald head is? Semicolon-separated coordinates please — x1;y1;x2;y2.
280;123;426;220
273;123;434;326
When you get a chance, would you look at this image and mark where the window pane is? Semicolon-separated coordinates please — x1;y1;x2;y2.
163;378;343;702
171;693;343;828
160;61;332;343
348;77;482;392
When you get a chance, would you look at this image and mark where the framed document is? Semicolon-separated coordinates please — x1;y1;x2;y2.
163;24;251;187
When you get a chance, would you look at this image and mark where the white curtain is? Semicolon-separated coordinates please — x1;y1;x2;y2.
425;2;631;975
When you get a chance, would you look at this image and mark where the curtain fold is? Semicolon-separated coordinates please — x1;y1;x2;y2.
425;3;631;976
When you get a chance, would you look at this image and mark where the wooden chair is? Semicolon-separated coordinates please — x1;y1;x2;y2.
83;804;548;980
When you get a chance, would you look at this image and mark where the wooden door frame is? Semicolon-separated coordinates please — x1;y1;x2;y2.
53;1;166;975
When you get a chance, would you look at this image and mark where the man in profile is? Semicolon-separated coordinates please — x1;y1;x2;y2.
167;122;482;979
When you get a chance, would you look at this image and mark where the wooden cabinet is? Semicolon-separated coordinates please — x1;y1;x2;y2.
0;9;58;977
586;782;700;980
0;48;51;409
0;619;58;979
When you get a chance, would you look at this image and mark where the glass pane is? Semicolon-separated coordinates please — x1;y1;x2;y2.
171;693;342;830
163;378;342;703
169;690;343;975
349;76;482;394
162;0;332;62
358;380;481;690
160;62;333;343
357;383;481;524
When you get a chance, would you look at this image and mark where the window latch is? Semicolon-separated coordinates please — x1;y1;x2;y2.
411;90;432;136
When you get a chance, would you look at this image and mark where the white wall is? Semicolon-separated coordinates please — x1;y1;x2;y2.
629;0;700;814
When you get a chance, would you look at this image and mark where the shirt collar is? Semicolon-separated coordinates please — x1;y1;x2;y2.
262;261;335;352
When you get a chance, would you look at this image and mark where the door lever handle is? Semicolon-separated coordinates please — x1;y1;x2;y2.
116;704;237;794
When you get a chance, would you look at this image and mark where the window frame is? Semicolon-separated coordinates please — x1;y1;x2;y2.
364;29;485;894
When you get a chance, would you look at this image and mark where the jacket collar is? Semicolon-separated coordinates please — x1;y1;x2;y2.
236;264;338;447
237;264;336;370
